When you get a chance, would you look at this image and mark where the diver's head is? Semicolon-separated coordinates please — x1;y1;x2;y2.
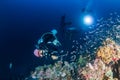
51;29;57;35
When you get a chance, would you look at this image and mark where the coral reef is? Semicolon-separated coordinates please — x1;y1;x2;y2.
26;39;120;80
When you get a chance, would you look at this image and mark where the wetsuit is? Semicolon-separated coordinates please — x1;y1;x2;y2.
37;32;61;57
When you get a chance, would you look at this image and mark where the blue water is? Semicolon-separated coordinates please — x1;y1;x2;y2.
0;0;120;79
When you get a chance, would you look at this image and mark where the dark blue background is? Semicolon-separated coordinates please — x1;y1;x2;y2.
0;0;120;79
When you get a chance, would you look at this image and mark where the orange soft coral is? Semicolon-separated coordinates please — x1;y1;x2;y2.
97;38;120;64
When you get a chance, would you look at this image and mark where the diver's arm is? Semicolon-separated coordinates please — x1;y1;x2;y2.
38;32;52;44
44;34;61;46
52;39;61;46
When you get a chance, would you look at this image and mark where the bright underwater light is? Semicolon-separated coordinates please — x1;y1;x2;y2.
83;15;93;26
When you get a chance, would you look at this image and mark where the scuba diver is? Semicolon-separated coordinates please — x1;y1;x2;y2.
34;29;62;60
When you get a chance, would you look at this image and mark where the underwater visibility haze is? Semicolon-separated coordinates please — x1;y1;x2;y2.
1;0;120;79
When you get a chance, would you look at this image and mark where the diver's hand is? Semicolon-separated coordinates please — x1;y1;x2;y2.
53;39;61;46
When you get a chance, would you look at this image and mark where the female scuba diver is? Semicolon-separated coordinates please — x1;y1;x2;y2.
34;29;62;60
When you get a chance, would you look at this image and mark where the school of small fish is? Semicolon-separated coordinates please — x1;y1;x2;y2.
65;12;120;62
